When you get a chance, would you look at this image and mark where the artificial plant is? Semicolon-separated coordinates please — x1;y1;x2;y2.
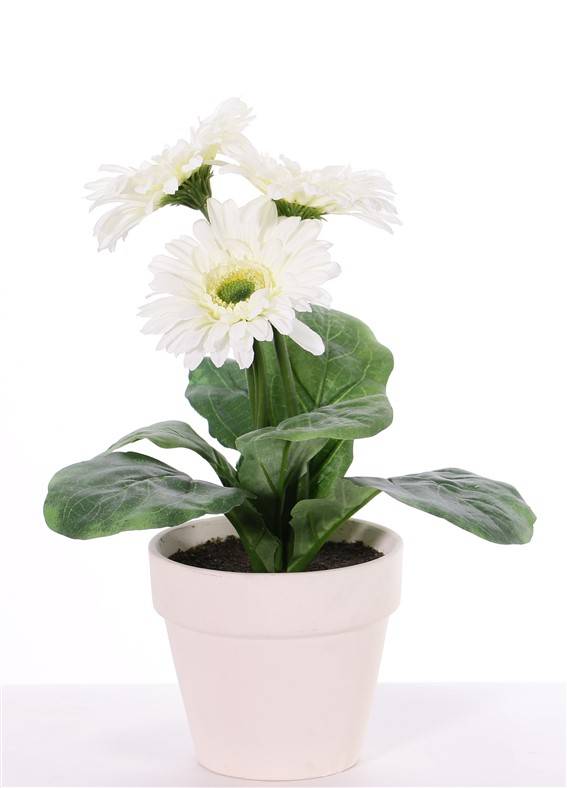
44;99;535;571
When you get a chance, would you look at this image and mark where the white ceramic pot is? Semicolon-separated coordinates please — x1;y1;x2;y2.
149;515;403;781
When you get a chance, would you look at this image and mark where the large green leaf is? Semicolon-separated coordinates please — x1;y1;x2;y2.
44;451;249;539
289;308;393;493
288;308;394;411
105;422;280;571
186;359;252;450
264;393;392;442
288;479;376;571
108;420;237;486
350;469;535;544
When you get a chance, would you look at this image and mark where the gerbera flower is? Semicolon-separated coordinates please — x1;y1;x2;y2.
86;98;253;252
139;197;340;370
222;139;399;231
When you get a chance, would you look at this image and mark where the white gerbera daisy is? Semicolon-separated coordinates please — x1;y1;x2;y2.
86;98;253;252
222;139;399;231
139;197;340;370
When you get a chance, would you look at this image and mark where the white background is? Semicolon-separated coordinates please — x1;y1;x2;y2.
1;0;565;686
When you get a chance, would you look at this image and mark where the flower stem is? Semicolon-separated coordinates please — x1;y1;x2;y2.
246;365;257;428
251;341;270;428
274;330;299;418
273;331;304;570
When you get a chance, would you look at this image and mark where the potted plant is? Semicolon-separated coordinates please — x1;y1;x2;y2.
44;99;535;781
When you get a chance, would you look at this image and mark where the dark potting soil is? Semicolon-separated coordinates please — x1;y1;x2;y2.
169;535;383;572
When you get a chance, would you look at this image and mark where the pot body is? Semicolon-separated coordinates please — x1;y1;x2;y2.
149;516;402;781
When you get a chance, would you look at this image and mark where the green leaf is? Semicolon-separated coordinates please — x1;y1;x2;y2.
265;393;392;442
186;359;253;449
308;440;354;498
288;479;377;571
108;420;237;486
289;308;394;411
288;308;394;492
223;499;283;573
44;451;249;539
350;468;535;544
105;421;280;572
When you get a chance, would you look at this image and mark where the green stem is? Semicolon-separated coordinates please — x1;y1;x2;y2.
274;330;299;418
246;365;257;429
277;441;291;541
252;341;270;428
274;331;304;570
250;334;303;570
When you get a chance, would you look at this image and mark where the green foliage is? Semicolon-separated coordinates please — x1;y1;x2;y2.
188;307;394;489
108;420;237;486
236;429;326;569
44;452;248;539
287;309;394;412
107;419;280;572
349;470;535;545
224;498;282;573
186;359;254;449
184;307;395;568
286;307;394;496
308;440;353;498
44;307;535;572
288;479;377;571
266;394;392;441
186;350;291;448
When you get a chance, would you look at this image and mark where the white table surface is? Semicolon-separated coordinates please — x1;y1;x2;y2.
1;683;565;787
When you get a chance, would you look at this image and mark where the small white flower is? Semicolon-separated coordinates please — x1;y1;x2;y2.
86;99;253;252
223;139;399;231
140;197;340;370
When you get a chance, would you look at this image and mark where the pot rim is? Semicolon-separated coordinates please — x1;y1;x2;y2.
148;515;403;580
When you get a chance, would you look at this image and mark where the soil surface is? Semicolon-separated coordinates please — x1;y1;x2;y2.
169;535;383;572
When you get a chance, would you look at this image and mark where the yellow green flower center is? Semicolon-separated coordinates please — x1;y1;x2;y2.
216;276;257;305
208;265;268;307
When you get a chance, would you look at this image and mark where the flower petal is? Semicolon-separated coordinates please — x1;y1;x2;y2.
287;319;325;356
